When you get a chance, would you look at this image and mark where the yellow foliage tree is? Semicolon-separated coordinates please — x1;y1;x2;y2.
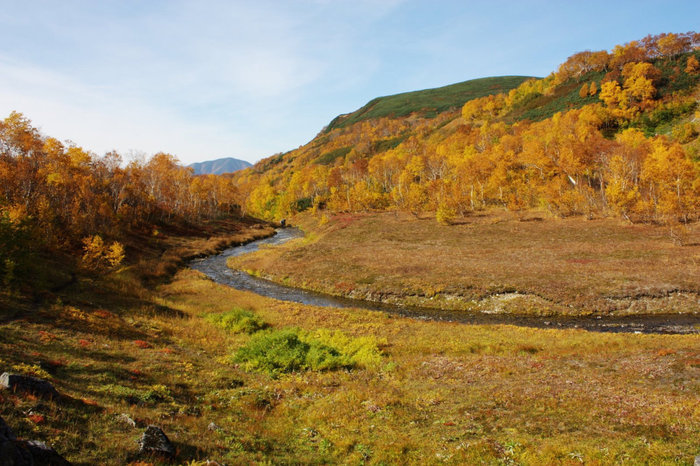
588;81;598;96
579;83;590;98
81;235;125;271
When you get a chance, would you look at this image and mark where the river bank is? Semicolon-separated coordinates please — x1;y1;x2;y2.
202;223;699;334
226;211;700;319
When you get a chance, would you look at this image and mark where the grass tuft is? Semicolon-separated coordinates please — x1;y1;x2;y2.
205;307;269;334
233;327;382;376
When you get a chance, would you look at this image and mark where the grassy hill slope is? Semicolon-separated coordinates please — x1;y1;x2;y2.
326;75;533;131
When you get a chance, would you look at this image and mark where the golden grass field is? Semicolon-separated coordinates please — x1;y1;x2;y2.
1;217;699;464
229;211;700;316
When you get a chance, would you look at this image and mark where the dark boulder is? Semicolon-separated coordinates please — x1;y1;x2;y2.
0;373;60;400
22;440;72;465
138;425;175;458
0;416;71;465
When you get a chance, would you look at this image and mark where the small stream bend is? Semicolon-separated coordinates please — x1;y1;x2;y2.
190;229;700;335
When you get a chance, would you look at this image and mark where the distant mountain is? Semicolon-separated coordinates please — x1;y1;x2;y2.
189;157;252;175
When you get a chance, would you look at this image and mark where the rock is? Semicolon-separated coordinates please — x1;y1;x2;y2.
138;425;175;458
207;422;222;432
116;413;136;428
695;455;700;466
0;372;60;400
23;440;72;465
0;415;71;465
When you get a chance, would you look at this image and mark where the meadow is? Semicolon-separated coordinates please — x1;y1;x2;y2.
228;211;700;316
1;217;699;464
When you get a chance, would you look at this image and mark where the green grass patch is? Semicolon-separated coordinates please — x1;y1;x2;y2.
233;327;382;377
205;307;269;334
507;72;605;123
370;135;408;153
89;383;173;405
314;146;353;165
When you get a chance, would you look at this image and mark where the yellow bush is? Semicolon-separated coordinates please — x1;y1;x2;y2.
81;235;125;270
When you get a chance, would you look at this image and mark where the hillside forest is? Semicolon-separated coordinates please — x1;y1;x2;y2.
0;114;246;288
235;32;700;226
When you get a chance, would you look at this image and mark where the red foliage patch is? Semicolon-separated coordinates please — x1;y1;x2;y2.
93;309;114;319
159;347;174;354
331;213;359;230
27;414;45;424
78;339;90;348
133;340;151;349
334;281;355;292
38;331;57;343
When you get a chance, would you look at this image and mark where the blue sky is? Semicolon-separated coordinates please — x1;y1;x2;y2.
1;1;698;164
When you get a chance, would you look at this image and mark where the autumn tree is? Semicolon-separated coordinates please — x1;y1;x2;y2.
579;83;590;98
588;81;598;96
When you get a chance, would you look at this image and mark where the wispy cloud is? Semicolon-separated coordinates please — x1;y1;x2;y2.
0;1;408;163
1;0;697;163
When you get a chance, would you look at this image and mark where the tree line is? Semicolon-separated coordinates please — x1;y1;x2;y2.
0;112;243;283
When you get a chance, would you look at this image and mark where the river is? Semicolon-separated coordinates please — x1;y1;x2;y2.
190;229;700;335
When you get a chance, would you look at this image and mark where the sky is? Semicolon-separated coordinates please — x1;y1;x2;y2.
1;1;699;165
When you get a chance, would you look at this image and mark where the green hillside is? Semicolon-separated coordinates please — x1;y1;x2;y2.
325;75;534;131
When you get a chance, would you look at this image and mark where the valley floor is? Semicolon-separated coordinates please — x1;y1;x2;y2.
230;211;700;316
0;216;699;464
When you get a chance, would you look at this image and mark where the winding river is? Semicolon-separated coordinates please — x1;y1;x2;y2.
190;229;700;335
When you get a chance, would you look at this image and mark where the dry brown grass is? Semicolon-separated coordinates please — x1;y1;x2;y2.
1;216;699;464
231;211;700;315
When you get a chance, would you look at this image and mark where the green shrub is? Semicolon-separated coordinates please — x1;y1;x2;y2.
205;308;268;334
233;328;382;376
89;383;173;405
293;196;313;212
302;329;383;369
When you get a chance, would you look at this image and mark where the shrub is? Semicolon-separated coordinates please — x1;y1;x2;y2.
234;328;351;376
303;329;383;369
436;203;456;225
205;308;268;334
81;235;125;271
